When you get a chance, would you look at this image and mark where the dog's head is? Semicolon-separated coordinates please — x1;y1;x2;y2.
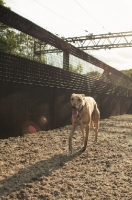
70;93;85;117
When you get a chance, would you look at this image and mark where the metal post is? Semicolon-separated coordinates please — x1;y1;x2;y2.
63;51;69;70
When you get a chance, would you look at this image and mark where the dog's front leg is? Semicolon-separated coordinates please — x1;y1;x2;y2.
80;123;85;146
69;123;76;154
82;123;90;152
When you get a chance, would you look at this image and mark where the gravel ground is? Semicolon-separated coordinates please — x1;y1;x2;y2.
0;114;132;200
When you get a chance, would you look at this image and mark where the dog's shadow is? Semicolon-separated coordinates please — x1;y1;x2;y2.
0;150;83;197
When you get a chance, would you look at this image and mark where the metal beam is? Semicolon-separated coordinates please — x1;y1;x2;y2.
0;5;70;52
63;31;132;50
37;31;132;52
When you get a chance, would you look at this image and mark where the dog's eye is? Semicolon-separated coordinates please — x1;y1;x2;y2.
78;98;81;101
71;98;74;101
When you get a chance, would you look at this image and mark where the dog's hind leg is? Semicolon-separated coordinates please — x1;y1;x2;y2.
94;120;99;142
91;120;95;130
93;108;100;142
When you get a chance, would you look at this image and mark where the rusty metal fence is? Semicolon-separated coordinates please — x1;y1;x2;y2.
0;5;132;97
0;5;132;138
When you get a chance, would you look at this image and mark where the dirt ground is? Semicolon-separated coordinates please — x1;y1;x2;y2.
0;114;132;200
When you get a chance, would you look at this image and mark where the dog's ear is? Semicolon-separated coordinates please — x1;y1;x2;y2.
71;93;75;99
71;93;75;97
81;94;85;97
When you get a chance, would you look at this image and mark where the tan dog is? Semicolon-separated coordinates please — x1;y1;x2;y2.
69;93;100;154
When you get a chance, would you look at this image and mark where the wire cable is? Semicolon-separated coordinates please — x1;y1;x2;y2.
74;0;127;70
74;0;108;32
33;0;87;33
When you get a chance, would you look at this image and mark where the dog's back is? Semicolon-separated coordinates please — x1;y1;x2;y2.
85;96;98;115
85;96;100;130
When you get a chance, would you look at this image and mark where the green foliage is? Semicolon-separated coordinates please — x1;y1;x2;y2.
86;71;101;78
69;63;83;74
0;25;17;53
0;0;16;53
121;69;132;78
14;33;34;59
0;22;36;60
0;0;4;6
0;0;46;63
85;71;101;80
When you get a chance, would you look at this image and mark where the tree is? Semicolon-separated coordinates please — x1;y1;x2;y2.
121;69;132;78
0;26;18;53
14;32;34;59
86;71;101;77
69;63;83;74
0;0;5;6
0;0;18;53
85;71;102;82
0;0;46;63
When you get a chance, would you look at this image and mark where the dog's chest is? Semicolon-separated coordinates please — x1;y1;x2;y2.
74;113;90;124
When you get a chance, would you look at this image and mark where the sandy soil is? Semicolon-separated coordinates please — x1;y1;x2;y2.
0;114;132;200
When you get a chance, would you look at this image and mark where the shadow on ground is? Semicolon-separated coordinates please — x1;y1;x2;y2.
0;150;82;197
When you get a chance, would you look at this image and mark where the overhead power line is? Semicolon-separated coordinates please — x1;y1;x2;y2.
33;0;87;33
74;0;108;32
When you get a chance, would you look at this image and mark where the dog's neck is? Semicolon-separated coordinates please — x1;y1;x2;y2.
79;101;86;111
79;105;84;112
77;103;85;119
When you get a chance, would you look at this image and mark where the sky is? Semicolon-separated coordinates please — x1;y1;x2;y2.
4;0;132;71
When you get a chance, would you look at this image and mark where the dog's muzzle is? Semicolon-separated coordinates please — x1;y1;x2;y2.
72;107;79;117
72;105;76;109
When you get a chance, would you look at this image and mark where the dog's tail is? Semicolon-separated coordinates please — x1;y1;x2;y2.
92;102;100;119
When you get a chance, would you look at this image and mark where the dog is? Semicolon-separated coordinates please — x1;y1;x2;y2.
69;93;100;154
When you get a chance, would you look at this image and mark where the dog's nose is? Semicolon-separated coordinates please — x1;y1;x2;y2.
72;105;76;109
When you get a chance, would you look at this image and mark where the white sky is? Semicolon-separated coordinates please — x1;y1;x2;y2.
4;0;132;71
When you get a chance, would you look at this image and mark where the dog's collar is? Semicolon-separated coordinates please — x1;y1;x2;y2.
77;115;82;120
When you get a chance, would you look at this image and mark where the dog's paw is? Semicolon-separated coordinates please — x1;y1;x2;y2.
68;149;72;155
93;140;98;145
81;146;86;152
